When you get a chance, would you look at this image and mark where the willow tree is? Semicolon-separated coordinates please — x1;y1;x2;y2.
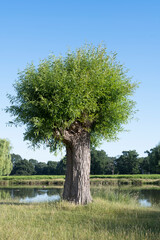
0;139;12;176
7;44;137;204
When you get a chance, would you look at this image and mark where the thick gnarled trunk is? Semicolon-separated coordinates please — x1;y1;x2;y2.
63;130;92;205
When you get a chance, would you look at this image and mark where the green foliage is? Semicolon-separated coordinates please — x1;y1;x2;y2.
145;144;160;174
11;159;35;175
35;162;48;175
139;157;150;174
10;152;62;175
11;153;23;167
29;159;38;167
0;139;12;176
9;142;160;176
91;148;115;174
56;156;66;175
47;161;58;175
6;44;138;151
115;150;140;174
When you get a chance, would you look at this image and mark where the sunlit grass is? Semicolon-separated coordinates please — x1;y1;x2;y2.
0;174;160;181
0;175;65;180
0;189;160;240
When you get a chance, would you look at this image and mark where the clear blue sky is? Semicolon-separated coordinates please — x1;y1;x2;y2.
0;0;160;162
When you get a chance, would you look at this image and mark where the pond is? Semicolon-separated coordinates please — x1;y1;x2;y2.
0;186;159;207
0;187;62;203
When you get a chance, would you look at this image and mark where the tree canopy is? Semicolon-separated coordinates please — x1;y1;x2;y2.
11;159;35;175
7;44;137;152
11;153;23;167
115;150;139;174
7;44;138;204
91;148;115;175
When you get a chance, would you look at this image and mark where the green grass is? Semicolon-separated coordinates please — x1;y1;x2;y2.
0;174;160;181
0;175;65;180
0;190;159;240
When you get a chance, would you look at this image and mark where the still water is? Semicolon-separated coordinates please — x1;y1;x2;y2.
0;186;159;207
0;187;62;203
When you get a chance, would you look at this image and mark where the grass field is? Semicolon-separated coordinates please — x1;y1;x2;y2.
0;188;159;240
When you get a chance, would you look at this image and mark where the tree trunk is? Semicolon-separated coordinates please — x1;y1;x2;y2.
63;130;92;205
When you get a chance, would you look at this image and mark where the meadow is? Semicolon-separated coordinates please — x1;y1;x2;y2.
0;187;160;240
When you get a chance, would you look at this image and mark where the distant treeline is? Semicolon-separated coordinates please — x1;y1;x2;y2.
10;145;160;176
0;138;160;176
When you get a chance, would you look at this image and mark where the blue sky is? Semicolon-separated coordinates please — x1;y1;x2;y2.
0;0;160;162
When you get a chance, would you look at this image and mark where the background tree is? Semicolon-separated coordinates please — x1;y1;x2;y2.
91;149;107;174
7;44;137;204
29;159;38;168
47;161;57;175
138;157;150;174
0;139;12;176
11;159;35;175
35;162;48;175
56;156;66;175
11;153;23;167
105;156;116;175
115;150;140;174
145;144;160;174
91;149;115;175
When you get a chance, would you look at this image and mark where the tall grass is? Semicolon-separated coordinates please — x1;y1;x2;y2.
92;187;139;205
0;189;159;240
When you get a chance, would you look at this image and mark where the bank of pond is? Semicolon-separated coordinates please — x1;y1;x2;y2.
0;174;160;186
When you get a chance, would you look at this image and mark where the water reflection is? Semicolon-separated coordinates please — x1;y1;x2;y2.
139;199;151;207
0;186;159;206
139;189;160;205
20;193;60;203
0;187;62;203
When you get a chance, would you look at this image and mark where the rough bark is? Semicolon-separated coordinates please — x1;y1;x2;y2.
62;125;92;205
